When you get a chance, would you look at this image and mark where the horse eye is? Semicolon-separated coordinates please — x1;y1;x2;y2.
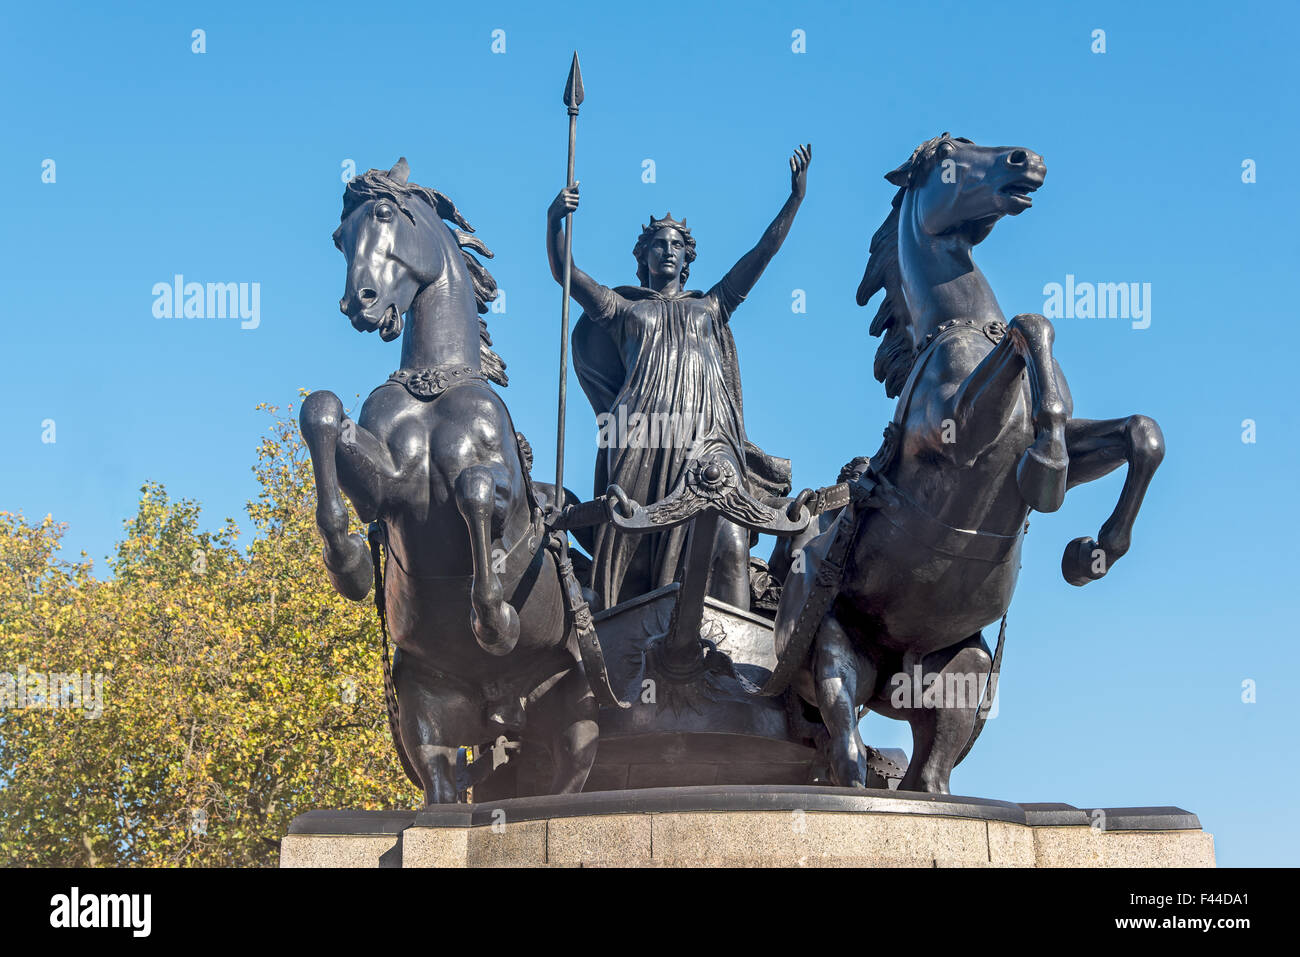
374;203;394;222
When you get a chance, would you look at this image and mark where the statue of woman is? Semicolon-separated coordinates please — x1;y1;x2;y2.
547;145;811;611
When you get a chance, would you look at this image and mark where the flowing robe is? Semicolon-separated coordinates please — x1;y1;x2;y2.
572;279;791;610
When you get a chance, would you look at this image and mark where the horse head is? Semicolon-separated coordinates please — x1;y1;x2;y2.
887;134;1046;245
858;134;1046;397
333;159;433;341
331;158;508;383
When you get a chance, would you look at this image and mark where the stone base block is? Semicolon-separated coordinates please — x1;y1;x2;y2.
280;786;1214;868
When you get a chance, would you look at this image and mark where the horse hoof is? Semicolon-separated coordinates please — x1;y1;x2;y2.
1016;444;1067;513
473;604;520;656
323;533;372;602
1061;536;1107;586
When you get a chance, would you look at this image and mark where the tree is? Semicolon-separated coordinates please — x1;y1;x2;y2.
0;402;418;867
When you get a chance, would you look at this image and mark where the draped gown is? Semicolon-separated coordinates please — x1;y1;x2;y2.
572;279;791;610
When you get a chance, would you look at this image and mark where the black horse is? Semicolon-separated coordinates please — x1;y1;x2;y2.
773;135;1165;793
300;159;613;805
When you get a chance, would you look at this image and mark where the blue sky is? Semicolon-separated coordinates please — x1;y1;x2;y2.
2;1;1297;865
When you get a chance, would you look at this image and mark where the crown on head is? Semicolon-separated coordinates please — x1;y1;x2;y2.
644;211;690;236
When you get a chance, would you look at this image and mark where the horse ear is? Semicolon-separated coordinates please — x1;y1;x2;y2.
388;157;410;184
884;163;911;187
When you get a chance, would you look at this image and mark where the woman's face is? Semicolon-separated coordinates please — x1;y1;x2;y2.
643;227;687;284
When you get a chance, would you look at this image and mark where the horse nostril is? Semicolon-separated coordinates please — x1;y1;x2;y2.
359;288;378;305
1007;150;1028;167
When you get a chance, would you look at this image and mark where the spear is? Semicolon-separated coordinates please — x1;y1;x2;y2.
555;52;584;500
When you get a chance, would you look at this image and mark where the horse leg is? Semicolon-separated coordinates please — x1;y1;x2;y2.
897;634;991;794
453;464;520;655
299;390;372;601
1060;415;1165;585
811;613;875;788
394;664;473;806
530;665;600;794
946;313;1071;513
1007;314;1071;512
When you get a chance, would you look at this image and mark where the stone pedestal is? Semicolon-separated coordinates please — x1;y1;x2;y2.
280;786;1215;868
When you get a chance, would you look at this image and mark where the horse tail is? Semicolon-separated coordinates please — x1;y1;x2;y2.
367;522;422;789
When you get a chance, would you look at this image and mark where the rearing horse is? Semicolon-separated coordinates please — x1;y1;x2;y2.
772;135;1165;793
300;159;613;805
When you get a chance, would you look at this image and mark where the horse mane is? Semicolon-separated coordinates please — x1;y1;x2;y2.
856;192;913;398
856;133;972;398
340;167;509;386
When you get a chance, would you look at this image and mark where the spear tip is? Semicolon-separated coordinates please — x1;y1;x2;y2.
564;52;584;110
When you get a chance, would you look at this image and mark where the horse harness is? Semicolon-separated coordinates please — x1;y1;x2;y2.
799;316;1017;563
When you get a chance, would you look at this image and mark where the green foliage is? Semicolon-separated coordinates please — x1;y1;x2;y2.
0;402;418;867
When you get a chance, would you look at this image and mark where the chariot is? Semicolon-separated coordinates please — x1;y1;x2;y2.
468;457;907;801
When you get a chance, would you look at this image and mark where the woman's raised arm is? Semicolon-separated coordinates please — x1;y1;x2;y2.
718;145;811;307
546;183;608;317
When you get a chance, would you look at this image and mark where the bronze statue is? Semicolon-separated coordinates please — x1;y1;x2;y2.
297;59;1169;804
764;135;1165;793
547;146;810;612
300;159;626;807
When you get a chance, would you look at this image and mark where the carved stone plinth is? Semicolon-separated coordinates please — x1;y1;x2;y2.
280;786;1215;868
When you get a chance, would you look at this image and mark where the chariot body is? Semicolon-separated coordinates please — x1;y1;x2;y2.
469;455;909;801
